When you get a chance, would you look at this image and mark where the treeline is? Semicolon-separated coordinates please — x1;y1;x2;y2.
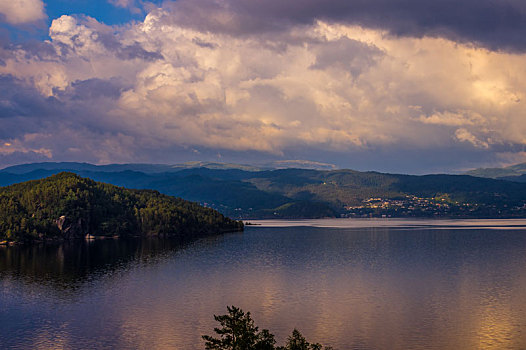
0;172;243;242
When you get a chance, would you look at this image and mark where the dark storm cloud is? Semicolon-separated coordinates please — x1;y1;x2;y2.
66;78;126;100
0;75;57;123
191;38;217;49
19;40;57;60
0;73;143;165
0;75;124;124
0;151;52;167
0;74;127;139
168;0;526;52
116;42;163;61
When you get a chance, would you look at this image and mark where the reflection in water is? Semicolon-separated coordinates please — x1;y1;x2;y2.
0;238;191;290
1;226;526;349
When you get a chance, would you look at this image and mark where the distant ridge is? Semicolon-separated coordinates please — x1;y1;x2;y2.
0;160;337;174
2;162;526;219
271;160;338;170
465;162;526;180
0;162;177;174
170;161;264;172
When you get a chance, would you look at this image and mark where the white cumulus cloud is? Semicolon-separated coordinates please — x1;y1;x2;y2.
0;0;45;25
1;4;526;170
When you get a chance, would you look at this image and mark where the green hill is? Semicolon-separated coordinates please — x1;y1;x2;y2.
0;172;243;243
2;163;526;219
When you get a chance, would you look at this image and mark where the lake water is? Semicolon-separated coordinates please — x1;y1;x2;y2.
2;219;526;349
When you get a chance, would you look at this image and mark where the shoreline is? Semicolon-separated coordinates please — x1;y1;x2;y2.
0;226;244;246
245;217;526;229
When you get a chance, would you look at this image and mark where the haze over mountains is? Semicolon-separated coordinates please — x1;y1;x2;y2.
465;163;526;182
0;160;338;174
2;162;526;219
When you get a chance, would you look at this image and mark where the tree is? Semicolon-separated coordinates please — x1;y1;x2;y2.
277;329;330;350
202;306;276;350
203;306;333;350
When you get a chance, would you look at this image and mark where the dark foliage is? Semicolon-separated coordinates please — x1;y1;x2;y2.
203;306;332;350
0;172;243;242
203;306;276;350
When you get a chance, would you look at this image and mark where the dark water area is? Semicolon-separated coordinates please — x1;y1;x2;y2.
2;223;526;349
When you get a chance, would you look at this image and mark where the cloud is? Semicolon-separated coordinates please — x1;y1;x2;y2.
108;0;144;15
0;138;52;159
109;0;134;8
0;6;526;171
418;111;485;127
164;0;526;53
454;128;489;149
0;0;46;25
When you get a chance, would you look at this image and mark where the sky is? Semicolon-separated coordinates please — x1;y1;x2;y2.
0;0;525;174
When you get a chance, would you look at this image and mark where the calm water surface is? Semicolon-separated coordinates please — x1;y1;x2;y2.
2;219;526;349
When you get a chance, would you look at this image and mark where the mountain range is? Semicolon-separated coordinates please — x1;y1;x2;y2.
2;162;526;219
465;162;526;182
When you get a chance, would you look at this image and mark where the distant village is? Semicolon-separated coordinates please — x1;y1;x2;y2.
203;193;526;219
342;195;526;218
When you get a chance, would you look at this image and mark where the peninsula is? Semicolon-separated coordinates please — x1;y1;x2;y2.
0;172;243;243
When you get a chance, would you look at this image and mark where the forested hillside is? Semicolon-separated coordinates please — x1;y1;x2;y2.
0;172;243;243
2;163;526;219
